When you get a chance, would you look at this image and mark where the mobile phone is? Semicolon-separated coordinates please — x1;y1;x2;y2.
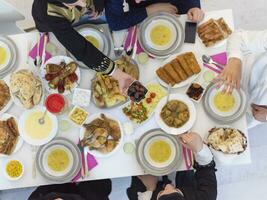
184;22;197;44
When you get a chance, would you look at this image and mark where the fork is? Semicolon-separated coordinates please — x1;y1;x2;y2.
31;145;39;178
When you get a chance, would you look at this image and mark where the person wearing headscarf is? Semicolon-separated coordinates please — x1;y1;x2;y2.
127;132;217;200
214;30;267;128
105;0;204;31
32;0;134;93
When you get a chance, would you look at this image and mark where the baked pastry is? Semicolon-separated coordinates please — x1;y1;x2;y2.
0;117;19;155
10;70;43;109
197;18;232;47
207;127;247;154
0;80;11;111
156;52;201;86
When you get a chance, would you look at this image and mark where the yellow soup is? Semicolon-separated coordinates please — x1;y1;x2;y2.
25;111;53;140
47;148;70;172
85;35;100;49
149;140;171;163
150;25;172;46
214;92;236;112
0;46;7;66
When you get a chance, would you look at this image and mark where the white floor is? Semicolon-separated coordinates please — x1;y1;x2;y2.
1;0;267;199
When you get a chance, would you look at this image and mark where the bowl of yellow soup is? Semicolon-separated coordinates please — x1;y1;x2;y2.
18;106;58;146
4;159;24;181
0;40;11;72
203;83;247;123
136;129;182;176
36;138;82;182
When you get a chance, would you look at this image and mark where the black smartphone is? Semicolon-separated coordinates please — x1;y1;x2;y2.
184;22;197;43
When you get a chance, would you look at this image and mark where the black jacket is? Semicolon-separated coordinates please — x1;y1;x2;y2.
32;0;114;74
127;161;217;200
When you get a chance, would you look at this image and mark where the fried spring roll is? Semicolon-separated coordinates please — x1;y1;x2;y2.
164;63;182;83
176;55;194;77
170;60;187;80
156;67;176;86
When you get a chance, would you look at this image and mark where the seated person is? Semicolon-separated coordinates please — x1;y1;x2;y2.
214;30;267;127
127;132;217;200
28;179;111;200
32;0;134;93
105;0;204;31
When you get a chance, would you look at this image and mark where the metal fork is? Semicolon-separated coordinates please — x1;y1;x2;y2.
31;145;39;179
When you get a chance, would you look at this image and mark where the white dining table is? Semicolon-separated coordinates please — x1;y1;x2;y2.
0;9;251;190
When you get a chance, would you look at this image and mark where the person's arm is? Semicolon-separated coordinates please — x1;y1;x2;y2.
47;15;115;74
105;0;147;31
227;30;267;62
175;0;201;14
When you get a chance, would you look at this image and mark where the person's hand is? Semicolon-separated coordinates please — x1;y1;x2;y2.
111;68;135;95
178;132;203;153
146;3;178;16
137;175;158;191
187;7;204;22
251;104;267;122
213;58;242;94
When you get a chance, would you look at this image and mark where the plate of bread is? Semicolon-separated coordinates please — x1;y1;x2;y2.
156;52;202;88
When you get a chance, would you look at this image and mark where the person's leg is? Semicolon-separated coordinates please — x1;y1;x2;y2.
127;176;147;200
77;179;112;200
28;183;78;200
175;170;195;188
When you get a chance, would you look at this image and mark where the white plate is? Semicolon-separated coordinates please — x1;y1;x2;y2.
196;15;234;49
0;80;12;115
208;87;241;117
157;52;202;88
144;135;176;168
78;28;104;52
145;19;177;51
79;113;124;158
41;56;81;96
9;70;44;109
0;40;11;72
155;94;197;135
0;113;24;157
18;106;58;146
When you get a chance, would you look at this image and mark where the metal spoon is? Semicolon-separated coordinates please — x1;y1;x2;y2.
166;84;171;102
202;55;224;70
38;109;47;124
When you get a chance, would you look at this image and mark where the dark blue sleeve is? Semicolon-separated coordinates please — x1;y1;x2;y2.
105;0;148;31
172;0;201;14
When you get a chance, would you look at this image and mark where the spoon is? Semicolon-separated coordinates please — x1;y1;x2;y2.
202;55;224;70
38;109;47;125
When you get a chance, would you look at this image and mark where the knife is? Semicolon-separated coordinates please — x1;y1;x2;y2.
77;141;85;179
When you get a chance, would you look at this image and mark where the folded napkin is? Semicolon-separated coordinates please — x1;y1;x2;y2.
29;33;52;63
203;52;227;74
182;146;193;170
72;152;98;182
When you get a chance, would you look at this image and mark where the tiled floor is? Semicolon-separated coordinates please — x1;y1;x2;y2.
1;0;267;199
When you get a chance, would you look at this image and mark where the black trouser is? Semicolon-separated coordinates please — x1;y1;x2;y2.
176;170;195;189
28;179;112;200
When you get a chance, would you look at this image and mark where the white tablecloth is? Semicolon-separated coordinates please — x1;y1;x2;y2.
0;9;251;190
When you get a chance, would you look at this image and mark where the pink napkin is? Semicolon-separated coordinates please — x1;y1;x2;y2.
72;152;98;182
29;33;52;63
203;52;227;74
182;146;193;170
124;26;145;55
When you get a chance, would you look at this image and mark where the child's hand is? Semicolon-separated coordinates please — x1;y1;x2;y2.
251;104;267;122
146;3;178;16
213;58;242;94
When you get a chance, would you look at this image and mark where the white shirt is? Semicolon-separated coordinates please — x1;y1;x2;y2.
137;145;213;200
227;30;267;127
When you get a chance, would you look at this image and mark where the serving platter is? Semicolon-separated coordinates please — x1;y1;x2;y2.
41;55;81;96
79;113;124;158
203;83;247;123
138;12;184;59
157;51;203;88
136;129;182;176
36;137;81;182
0;36;18;78
155;94;197;135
